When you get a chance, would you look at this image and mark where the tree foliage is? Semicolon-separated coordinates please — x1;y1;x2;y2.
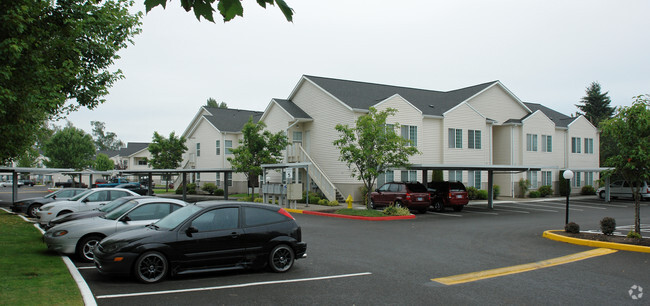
42;126;96;170
206;98;227;108
576;82;615;128
94;153;115;171
0;0;142;164
333;107;421;209
600;95;650;234
144;0;294;23
227;118;288;196
91;121;125;151
148;131;187;191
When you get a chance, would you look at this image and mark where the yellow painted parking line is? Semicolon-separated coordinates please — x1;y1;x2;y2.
432;248;617;285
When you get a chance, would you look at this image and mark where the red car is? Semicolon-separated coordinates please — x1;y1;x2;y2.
370;182;430;213
428;181;469;212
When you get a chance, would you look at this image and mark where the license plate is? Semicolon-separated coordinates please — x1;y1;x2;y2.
417;197;423;201
456;195;463;198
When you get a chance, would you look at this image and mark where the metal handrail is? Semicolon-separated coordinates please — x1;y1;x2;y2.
293;144;338;201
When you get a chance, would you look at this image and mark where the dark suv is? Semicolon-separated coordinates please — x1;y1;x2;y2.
427;181;469;212
370;182;430;213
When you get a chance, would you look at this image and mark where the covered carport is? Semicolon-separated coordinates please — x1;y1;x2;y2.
0;167;74;204
118;168;235;201
567;167;615;202
408;164;551;209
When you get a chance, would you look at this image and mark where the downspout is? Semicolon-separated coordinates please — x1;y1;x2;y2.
284;121;299;163
510;125;514;198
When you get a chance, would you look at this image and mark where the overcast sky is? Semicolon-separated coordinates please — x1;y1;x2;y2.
59;0;650;143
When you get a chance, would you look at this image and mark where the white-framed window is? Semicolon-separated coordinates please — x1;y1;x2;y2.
584;138;594;154
542;171;553;186
542;135;552;152
138;160;147;165
293;131;303;143
448;128;462;148
401;125;417;147
527;171;539;189
227;172;232;187
585;172;594;186
468;130;481;149
225;140;233;154
377;170;394;187
449;170;463;182
526;134;538;152
469;170;481;188
572;172;582;187
196;143;200;157
571;137;581;153
400;170;417;182
216;140;220;155
216;175;220;187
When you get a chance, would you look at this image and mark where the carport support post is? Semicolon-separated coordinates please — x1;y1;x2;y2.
487;170;494;209
422;170;428;184
182;173;187;202
147;172;153;196
223;172;229;200
11;172;18;204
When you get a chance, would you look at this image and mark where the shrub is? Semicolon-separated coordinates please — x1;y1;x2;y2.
300;191;322;204
565;222;580;234
581;185;596;195
518;179;530;198
492;185;500;199
317;199;329;205
328;200;339;206
383;204;411;216
477;190;488;200
175;183;197;194
253;198;263;203
528;191;540;198
359;185;369;206
467;186;479;200
215;188;224;196
538;185;553;197
432;170;444;182
201;183;217;195
600;217;616;235
627;231;642;239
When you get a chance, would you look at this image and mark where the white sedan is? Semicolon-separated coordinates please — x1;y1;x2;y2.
0;181;23;187
36;188;139;226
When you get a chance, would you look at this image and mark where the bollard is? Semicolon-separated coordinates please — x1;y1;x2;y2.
346;194;353;209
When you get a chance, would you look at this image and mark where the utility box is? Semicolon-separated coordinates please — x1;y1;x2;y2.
286;183;302;200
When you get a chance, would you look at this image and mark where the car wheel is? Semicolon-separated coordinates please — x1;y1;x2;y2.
453;205;464;212
269;244;295;273
394;201;403;208
76;235;102;262
134;251;168;283
57;210;72;217
432;200;444;212
370;199;377;209
599;191;606;199
27;204;41;218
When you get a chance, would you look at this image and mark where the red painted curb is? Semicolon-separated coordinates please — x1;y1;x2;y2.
301;210;416;221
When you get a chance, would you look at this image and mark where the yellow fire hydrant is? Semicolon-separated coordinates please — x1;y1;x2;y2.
346;194;354;209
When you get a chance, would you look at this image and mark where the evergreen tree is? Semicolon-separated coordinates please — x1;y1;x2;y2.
576;82;615;128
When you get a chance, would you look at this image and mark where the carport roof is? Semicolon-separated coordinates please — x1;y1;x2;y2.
407;164;551;172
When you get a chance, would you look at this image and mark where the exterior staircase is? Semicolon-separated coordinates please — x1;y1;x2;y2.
287;144;342;202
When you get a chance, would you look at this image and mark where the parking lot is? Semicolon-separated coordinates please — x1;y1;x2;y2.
2;188;649;305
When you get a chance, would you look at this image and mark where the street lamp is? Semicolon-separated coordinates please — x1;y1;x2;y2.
563;170;574;225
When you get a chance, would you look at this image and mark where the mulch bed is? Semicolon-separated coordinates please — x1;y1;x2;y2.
554;231;650;247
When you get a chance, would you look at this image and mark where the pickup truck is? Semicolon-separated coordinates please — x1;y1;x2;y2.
96;177;138;188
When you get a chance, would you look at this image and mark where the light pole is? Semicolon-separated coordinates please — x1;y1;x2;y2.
563;170;574;225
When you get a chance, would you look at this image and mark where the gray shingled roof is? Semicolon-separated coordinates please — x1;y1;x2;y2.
118;143;150;157
523;102;574;128
273;99;312;119
202;107;263;132
303;75;498;117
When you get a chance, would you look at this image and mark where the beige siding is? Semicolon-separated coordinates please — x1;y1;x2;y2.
522;111;561;167
375;95;425;166
466;85;529;124
421;117;443;164
443;103;490;165
493;125;512;165
567;116;600;174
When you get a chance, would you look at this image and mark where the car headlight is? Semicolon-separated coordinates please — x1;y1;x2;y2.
40;206;52;211
101;241;129;254
14;202;24;207
52;230;68;237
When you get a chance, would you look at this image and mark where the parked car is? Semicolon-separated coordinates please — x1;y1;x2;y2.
370;182;430;213
0;180;23;188
427;181;469;212
45;196;146;229
93;201;307;283
44;197;188;262
115;183;149;196
36;188;140;227
597;181;650;200
96;177;136;188
92;178;108;188
10;188;87;218
19;179;35;187
55;179;88;188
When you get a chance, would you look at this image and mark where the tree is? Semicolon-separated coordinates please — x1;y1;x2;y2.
599;95;650;234
91;121;125;151
0;0;142;165
576;82;615;128
227;117;288;198
147;131;188;190
145;0;294;23
206;98;228;108
94;153;115;171
333;107;421;209
43;126;96;170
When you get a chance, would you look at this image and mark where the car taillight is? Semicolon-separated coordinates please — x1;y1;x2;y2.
278;208;295;220
405;193;411;200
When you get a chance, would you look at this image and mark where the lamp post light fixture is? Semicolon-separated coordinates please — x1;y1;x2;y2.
563;170;574;225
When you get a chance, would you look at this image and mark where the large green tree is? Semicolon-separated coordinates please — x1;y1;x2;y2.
43;125;96;170
599;95;650;234
576;82;615;128
0;0;142;164
145;0;293;22
227;117;288;198
91;121;125;151
94;153;115;171
334;107;421;209
147;131;188;190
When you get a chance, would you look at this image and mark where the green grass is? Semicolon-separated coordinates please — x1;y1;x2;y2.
334;208;388;217
152;188;175;194
0;211;83;305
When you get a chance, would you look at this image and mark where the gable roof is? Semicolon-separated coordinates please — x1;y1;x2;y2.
273;99;312;120
301;75;498;116
118;142;150;157
523;102;574;128
202;107;264;132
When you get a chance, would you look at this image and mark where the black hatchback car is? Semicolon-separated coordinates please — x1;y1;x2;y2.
93;201;307;283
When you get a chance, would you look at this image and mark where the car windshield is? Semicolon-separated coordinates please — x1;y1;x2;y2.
406;183;427;192
450;183;466;192
99;197;133;212
68;190;93;201
155;205;203;230
103;200;138;220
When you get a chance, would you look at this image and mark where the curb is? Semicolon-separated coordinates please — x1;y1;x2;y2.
543;230;650;253
285;209;416;221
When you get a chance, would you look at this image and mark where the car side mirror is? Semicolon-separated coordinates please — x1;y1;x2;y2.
120;215;131;222
52;195;56;200
375;189;380;192
186;226;198;237
82;198;89;203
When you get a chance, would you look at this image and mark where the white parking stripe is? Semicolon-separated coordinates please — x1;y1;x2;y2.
96;272;373;299
509;202;583;211
428;212;463;217
463;210;499;215
495;204;558;213
492;208;530;214
540;202;607;210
